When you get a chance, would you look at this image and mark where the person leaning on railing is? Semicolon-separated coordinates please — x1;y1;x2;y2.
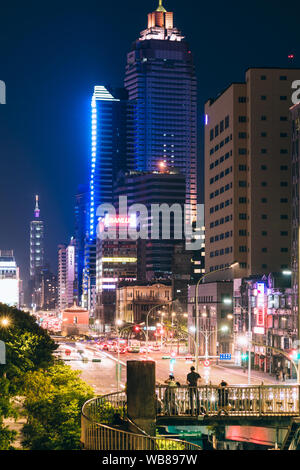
186;367;201;416
164;375;178;415
217;380;229;415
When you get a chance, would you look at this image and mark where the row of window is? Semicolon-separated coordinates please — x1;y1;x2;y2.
209;134;232;155
209;166;233;185
260;95;287;101
238;213;289;220
260;75;288;81
209;263;241;272
209;182;233;200
210;214;233;228
209;115;230;141
237;115;288;123
210;198;233;214
209;151;232;169
210;231;233;243
210;246;233;258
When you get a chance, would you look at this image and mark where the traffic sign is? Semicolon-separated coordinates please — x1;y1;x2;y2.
203;360;210;367
220;353;231;361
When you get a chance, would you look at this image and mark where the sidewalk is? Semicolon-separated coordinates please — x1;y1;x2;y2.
213;364;287;385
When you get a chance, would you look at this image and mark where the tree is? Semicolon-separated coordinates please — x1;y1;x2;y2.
21;363;94;450
0;304;57;390
0;377;17;449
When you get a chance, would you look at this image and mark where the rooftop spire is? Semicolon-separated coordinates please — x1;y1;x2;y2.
156;0;167;12
34;195;40;218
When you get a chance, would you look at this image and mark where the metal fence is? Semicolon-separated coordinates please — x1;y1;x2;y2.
81;392;202;451
156;385;300;417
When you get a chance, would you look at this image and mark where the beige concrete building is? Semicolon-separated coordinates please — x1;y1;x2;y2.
188;281;233;356
205;68;300;280
116;283;172;324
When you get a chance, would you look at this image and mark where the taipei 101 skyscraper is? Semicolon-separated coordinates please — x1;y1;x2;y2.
124;0;197;222
29;195;44;308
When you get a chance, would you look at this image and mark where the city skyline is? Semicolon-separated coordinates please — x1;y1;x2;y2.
0;0;299;282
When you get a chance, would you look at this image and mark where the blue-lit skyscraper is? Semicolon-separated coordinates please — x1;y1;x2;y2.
124;1;197;222
83;86;128;312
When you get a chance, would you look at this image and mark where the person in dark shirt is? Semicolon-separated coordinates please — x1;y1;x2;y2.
187;367;201;415
217;380;229;415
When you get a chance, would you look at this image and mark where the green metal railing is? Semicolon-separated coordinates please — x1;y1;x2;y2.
156;384;300;417
81;392;202;451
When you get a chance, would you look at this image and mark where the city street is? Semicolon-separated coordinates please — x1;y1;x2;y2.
57;341;280;395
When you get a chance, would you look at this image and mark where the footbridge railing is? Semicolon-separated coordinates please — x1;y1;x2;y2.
156;384;300;417
81;392;202;450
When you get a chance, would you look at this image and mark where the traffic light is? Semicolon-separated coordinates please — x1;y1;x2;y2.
289;349;300;361
133;325;140;332
241;353;248;361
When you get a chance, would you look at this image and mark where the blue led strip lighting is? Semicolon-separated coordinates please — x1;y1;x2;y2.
90;97;98;240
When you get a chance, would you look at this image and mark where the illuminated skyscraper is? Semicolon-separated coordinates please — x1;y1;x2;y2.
84;86;128;313
30;195;44;279
124;1;197;222
29;195;44;308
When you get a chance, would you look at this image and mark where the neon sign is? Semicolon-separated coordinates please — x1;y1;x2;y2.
255;282;266;330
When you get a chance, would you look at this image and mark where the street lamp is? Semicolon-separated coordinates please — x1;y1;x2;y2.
145;301;174;359
194;262;238;372
115;319;123;392
0;318;10;328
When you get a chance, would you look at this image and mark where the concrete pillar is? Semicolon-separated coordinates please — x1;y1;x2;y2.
127;361;156;436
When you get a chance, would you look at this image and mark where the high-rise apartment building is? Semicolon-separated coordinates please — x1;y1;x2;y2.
205;68;300;279
29;195;44;308
124;1;197;222
291;102;300;321
58;239;76;312
58;244;67;311
41;268;57;311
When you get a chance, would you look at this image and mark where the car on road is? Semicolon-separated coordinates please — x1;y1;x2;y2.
127;345;140;353
113;344;127;354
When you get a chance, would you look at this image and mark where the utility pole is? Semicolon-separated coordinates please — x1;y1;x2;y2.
297;225;300;382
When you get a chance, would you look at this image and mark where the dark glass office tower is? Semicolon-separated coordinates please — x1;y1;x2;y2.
124;1;197;222
114;168;186;281
75;184;89;304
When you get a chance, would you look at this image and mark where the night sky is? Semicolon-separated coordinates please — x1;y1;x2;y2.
0;0;299;283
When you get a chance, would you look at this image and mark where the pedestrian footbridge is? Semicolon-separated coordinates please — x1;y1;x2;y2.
156;384;300;418
81;384;300;450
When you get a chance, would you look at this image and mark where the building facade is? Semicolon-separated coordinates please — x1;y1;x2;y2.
234;273;296;378
291;102;300;335
113;169;186;281
57;239;77;312
116;282;172;324
188;281;234;357
40;268;57;311
75;184;89;305
0;250;20;308
124;1;197;222
61;304;89;337
205;68;300;279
